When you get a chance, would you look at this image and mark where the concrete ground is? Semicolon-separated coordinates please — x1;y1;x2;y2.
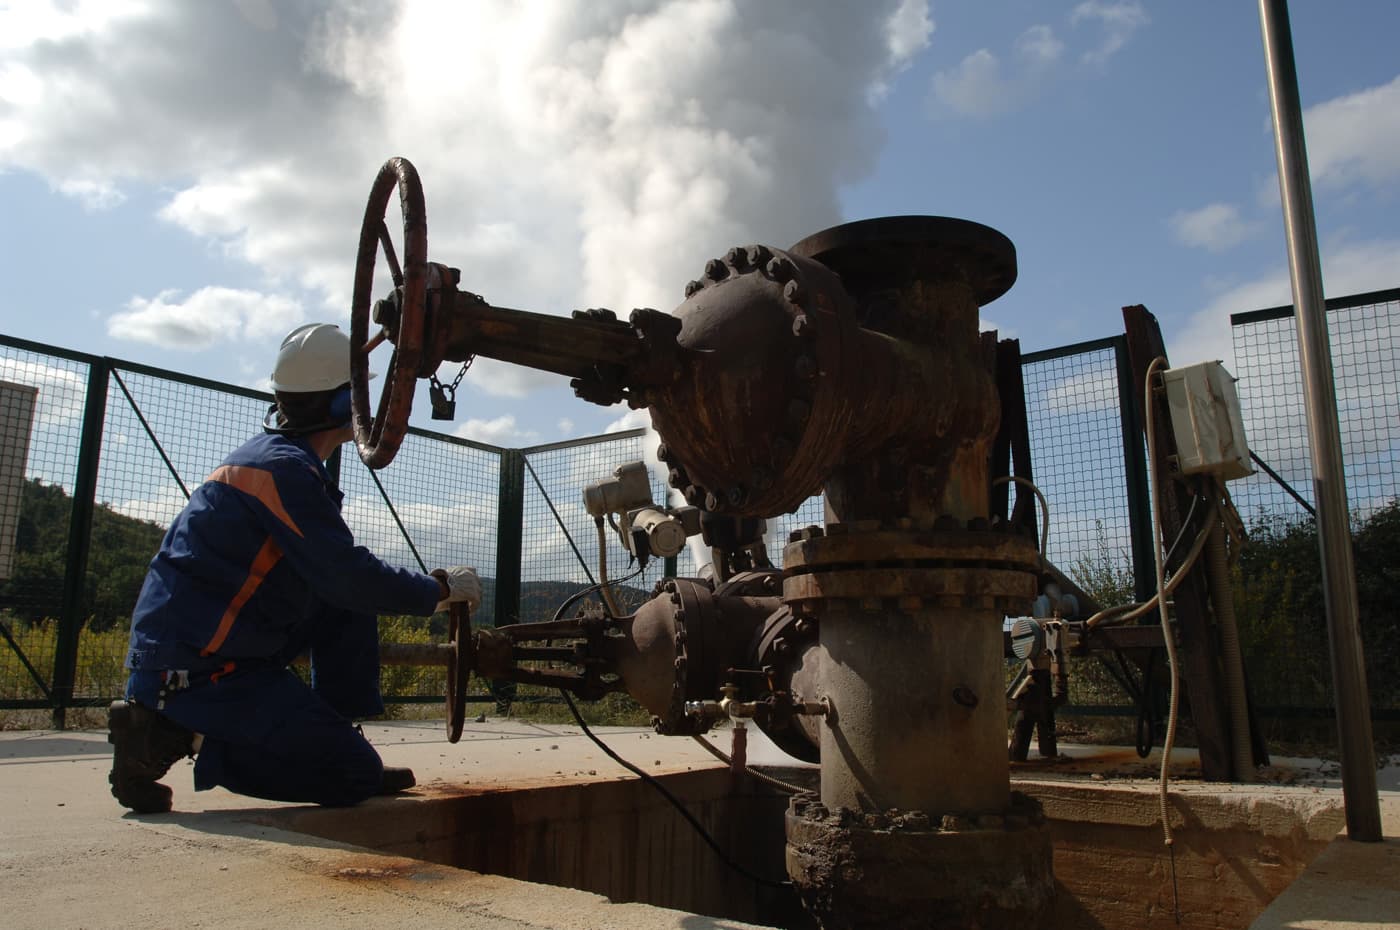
2;718;764;930
2;719;1397;930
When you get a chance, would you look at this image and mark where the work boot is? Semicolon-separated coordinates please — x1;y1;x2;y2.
378;766;416;795
107;700;195;814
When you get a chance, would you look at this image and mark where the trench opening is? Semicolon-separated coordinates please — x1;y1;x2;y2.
266;767;1343;930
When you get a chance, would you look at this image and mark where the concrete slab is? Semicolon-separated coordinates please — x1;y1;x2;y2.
3;720;1397;930
0;719;768;930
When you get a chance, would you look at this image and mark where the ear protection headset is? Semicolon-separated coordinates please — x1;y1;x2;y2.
263;386;354;437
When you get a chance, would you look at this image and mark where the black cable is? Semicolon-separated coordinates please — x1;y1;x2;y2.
549;564;646;623
559;688;791;890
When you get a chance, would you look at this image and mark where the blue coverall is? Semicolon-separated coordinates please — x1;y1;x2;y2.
124;431;441;806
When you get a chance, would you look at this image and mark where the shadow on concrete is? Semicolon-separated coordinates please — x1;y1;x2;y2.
0;734;108;762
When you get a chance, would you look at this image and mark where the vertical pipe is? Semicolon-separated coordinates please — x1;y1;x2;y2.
1258;0;1381;841
51;358;110;728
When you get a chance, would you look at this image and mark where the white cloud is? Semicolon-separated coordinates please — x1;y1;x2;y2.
0;0;148;51
1304;73;1400;190
0;358;87;427
556;418;575;436
453;414;539;447
1070;0;1148;65
1016;25;1063;66
1171;237;1400;368
928;25;1061;118
871;0;934;102
340;494;496;571
930;50;1018;118
110;490;189;528
54;178;126;210
1169;203;1262;253
0;0;923;359
1043;371;1118;416
108;287;305;350
605;407;651;434
884;0;934;66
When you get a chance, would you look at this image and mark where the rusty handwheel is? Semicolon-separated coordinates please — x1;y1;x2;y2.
446;602;473;743
350;156;428;470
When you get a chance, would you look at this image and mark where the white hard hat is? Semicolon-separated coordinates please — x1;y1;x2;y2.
270;323;352;393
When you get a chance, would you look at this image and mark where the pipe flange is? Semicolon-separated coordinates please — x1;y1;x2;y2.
783;568;1037;616
789;215;1017;309
782;522;1040;616
785;791;1054;930
652;579;711;736
655;244;859;516
784;520;1042;571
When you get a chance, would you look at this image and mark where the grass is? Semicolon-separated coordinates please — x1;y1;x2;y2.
0;613;653;730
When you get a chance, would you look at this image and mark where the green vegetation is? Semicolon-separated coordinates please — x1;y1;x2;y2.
1;478;166;629
1234;499;1400;710
1061;499;1400;720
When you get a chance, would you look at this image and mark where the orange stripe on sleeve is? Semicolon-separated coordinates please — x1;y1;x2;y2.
201;538;283;656
207;465;305;537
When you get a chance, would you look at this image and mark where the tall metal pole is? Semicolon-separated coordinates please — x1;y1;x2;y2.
1258;0;1381;842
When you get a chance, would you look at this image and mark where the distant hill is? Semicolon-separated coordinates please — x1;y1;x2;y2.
1;478;166;628
0;476;660;633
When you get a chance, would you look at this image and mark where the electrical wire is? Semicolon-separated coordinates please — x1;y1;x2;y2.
559;689;791;890
548;565;646;624
992;475;1050;559
1145;356;1183;924
1082;503;1216;629
594;517;625;618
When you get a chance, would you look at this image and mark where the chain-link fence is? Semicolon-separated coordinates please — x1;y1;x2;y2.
4;286;1398;724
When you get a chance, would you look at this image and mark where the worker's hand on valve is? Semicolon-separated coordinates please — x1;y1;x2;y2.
432;566;482;613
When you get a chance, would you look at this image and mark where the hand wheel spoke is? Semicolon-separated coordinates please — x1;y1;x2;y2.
378;219;404;287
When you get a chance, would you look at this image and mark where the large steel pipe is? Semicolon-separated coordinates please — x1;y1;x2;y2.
778;218;1053;929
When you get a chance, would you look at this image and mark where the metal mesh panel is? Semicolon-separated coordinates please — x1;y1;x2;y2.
0;344;88;704
766;495;827;568
1021;346;1135;597
1020;345;1138;710
521;433;668;618
1230;292;1400;712
73;368;271;698
1231;295;1400;527
337;430;500;701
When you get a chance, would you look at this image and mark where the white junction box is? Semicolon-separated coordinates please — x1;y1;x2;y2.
1161;361;1254;481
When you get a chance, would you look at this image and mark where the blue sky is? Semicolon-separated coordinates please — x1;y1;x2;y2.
3;1;1398;450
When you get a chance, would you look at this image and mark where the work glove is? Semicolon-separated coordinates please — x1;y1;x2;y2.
432;565;482;613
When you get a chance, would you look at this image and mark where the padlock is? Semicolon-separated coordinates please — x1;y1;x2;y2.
429;382;456;420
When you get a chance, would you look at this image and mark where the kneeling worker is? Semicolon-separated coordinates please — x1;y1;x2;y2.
109;322;481;813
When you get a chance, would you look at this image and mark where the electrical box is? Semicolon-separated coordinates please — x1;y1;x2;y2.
0;380;39;582
1161;361;1253;481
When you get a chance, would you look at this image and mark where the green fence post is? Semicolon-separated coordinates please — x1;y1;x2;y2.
51;357;110;727
494;449;524;627
491;448;524;712
1114;336;1156;603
